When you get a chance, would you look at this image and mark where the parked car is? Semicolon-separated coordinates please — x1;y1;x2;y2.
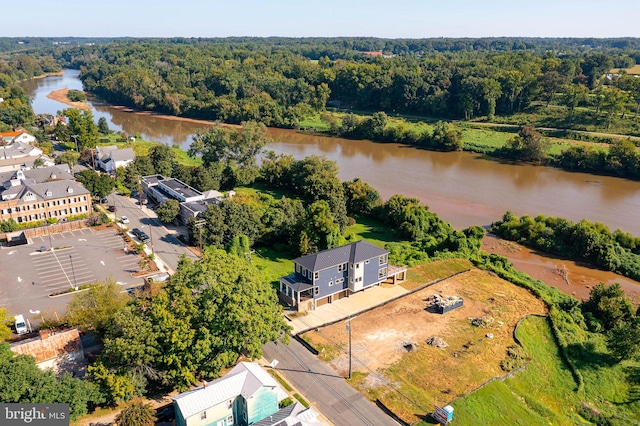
131;228;150;243
120;216;129;224
14;314;28;335
108;205;117;212
100;197;108;204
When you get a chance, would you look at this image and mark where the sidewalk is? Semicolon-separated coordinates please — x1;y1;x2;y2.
286;284;409;335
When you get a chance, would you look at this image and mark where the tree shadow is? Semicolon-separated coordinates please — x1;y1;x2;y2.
567;341;617;369
623;365;640;403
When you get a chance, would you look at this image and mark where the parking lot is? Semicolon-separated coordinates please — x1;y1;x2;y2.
0;227;146;326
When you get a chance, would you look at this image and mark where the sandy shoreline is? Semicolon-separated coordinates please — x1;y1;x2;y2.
47;88;92;111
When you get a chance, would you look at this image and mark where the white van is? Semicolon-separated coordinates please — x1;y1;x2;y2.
14;314;28;335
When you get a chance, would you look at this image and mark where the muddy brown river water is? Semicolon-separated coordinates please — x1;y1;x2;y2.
22;70;640;301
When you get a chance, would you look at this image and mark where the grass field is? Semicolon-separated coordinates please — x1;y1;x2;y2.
452;315;640;425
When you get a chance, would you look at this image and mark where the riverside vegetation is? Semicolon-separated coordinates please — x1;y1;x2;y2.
1;38;640;424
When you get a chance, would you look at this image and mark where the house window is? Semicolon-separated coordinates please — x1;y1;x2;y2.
379;254;388;265
200;411;207;420
365;260;370;264
338;263;347;272
379;267;388;279
226;414;234;424
335;278;344;285
328;281;334;287
296;264;301;274
356;263;360;269
314;287;319;296
314;271;319;280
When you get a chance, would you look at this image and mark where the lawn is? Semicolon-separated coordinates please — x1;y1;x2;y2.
452;315;640;425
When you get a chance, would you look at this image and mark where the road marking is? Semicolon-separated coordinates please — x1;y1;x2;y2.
17;277;22;283
100;261;105;265
78;238;87;241
7;250;16;255
29;310;40;314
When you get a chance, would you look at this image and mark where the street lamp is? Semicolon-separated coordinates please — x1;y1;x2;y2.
69;255;78;290
70;134;79;151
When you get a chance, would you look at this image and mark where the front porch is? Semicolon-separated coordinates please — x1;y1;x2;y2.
279;274;314;312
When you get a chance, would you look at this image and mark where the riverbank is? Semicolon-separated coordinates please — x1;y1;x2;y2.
482;235;640;304
47;88;92;110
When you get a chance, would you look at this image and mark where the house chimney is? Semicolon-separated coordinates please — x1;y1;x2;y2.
39;329;50;340
203;381;207;388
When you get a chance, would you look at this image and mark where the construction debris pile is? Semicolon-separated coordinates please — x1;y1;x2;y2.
430;294;464;314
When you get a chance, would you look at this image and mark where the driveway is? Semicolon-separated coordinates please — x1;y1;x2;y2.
262;338;400;426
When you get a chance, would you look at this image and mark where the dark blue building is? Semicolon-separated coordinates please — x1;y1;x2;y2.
279;241;406;311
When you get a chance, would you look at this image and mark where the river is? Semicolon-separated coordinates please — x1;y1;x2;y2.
20;70;640;301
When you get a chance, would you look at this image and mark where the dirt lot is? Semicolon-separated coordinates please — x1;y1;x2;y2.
303;268;547;423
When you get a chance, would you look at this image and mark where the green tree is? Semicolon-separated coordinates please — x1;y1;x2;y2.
115;400;156;426
299;200;344;254
66;279;130;338
0;308;11;341
601;86;628;129
0;343;103;420
55;150;80;167
189;121;269;168
227;234;251;258
76;169;115;198
560;84;589;126
431;121;462;151
98;117;110;135
87;362;138;405
606;318;640;361
505;125;547;162
583;282;634;331
343;178;382;215
481;78;502;119
148;144;175;177
156;199;180;224
63;108;100;150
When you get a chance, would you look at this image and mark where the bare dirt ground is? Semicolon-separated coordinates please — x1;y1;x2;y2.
47;88;92;110
303;269;546;422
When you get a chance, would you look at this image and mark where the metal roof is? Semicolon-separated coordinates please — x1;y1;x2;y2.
294;240;388;272
172;362;280;420
280;274;314;292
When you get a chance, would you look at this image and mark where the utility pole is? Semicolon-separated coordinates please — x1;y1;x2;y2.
347;319;352;379
71;134;80;151
195;219;206;256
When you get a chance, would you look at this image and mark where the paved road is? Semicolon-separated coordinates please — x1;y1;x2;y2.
263;338;400;426
112;194;198;272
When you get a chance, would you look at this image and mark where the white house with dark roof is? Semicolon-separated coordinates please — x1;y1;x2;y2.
279;240;406;311
173;362;288;426
95;145;135;173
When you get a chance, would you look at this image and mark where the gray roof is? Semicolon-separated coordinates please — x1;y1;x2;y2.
173;362;279;420
110;147;135;162
15;180;89;202
160;178;202;199
294;240;388;272
280;274;314;293
252;402;320;426
0;141;39;159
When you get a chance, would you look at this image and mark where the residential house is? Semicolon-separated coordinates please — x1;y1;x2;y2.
279;240;406;311
95;145;135;173
142;174;230;224
251;402;322;426
1;129;37;145
0;131;52;173
10;329;85;374
0;166;91;224
172;362;287;426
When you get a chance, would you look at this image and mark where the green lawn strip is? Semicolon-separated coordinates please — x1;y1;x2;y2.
293;393;310;408
268;370;293;392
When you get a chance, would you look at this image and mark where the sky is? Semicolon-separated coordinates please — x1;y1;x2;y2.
3;0;640;39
